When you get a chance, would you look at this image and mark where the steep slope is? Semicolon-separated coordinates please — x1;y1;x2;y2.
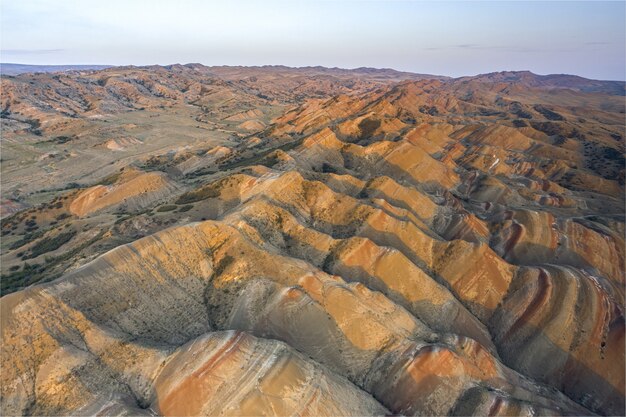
0;220;590;416
1;68;624;416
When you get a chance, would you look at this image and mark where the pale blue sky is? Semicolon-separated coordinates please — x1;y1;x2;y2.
1;1;624;80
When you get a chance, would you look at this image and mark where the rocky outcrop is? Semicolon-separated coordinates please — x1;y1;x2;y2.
0;221;591;416
1;67;624;416
69;170;178;216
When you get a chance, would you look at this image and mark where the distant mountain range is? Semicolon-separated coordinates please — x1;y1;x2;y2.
2;63;624;90
0;63;113;76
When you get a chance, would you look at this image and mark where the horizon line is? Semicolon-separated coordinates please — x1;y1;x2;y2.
1;62;624;83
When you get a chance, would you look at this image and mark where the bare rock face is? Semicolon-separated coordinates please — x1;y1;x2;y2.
69;169;178;217
1;67;624;416
151;331;388;416
0;221;592;416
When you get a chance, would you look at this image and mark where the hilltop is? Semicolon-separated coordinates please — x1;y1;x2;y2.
0;65;624;416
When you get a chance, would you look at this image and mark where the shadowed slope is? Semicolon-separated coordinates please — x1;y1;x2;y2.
1;67;624;416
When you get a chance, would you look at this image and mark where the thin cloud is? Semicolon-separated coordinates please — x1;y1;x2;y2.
422;44;572;53
2;49;65;55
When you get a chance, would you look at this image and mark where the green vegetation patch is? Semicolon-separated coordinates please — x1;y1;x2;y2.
533;105;565;121
176;184;220;204
1;229;105;295
23;229;77;260
358;118;381;139
156;204;178;212
9;228;47;250
98;171;123;186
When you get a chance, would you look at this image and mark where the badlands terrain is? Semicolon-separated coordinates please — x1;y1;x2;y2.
0;64;624;416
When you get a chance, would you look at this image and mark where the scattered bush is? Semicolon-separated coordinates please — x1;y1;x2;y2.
533;105;565;121
52;135;75;144
512;119;528;128
99;171;122;186
10;229;46;250
24;229;77;259
1;230;105;295
358;118;381;139
56;212;71;221
156;204;177;212
176;185;220;204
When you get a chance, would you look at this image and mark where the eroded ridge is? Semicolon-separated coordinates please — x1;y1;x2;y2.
1;68;624;416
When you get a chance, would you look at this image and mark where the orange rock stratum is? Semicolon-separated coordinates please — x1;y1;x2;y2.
1;65;624;416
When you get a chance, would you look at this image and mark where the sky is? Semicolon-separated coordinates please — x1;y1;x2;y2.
1;0;624;80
